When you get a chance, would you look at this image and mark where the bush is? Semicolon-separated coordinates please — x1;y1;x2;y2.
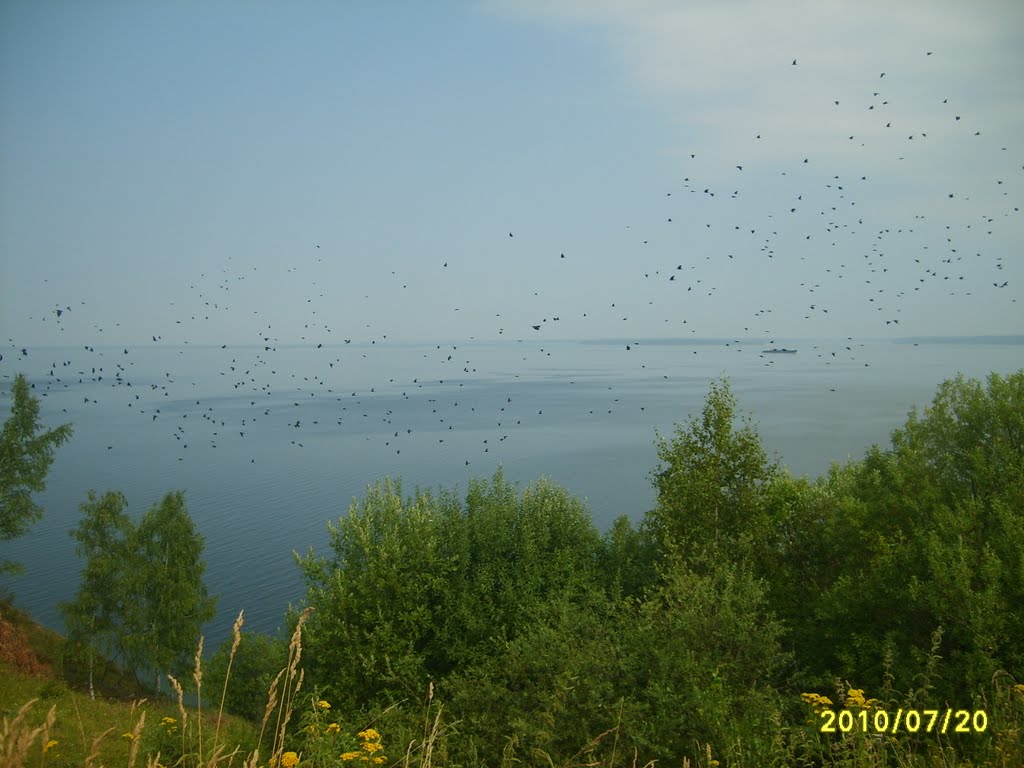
205;630;288;722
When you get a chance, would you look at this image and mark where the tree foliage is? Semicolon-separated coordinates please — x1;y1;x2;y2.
295;469;606;711
798;371;1024;699
124;490;218;686
0;373;73;575
648;378;781;569
206;630;289;721
60;489;217;691
59;490;134;698
36;368;1022;766
296;451;789;764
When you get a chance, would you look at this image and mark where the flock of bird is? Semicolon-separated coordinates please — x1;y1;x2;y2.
3;50;1019;472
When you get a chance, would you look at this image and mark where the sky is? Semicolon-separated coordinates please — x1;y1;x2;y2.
2;0;1022;349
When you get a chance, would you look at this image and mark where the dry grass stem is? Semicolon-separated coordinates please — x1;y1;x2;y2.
201;741;227;768
269;607;313;764
419;705;445;768
38;702;57;768
194;635;205;761
255;668;283;757
169;674;189;760
214;609;245;748
82;726;114;768
127;709;146;768
1;698;43;768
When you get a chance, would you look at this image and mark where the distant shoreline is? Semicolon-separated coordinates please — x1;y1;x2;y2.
8;335;1024;351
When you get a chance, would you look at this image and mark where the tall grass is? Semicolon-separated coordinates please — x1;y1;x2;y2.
3;606;1023;767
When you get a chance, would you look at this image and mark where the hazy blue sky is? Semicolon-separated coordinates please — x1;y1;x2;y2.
2;0;1021;348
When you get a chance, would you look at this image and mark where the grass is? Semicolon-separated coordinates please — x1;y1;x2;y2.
1;595;149;701
3;593;1024;768
0;603;448;768
0;596;260;768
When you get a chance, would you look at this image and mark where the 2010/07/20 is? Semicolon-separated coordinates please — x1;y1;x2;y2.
818;709;987;734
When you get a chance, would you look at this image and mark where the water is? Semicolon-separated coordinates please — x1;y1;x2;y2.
1;337;1021;652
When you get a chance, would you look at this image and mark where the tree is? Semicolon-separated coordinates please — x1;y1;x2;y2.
0;373;73;575
60;490;133;699
296;476;451;710
205;630;289;721
60;489;217;691
125;490;218;690
806;370;1024;699
648;377;780;570
295;469;607;717
623;555;788;765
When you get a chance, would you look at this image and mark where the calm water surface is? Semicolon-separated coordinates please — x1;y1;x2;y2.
1;337;1021;651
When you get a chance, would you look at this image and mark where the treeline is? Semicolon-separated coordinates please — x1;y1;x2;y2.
208;372;1024;765
2;370;1023;765
1;374;216;698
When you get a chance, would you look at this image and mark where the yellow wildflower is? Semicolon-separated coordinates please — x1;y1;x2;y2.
326;722;341;734
317;699;331;710
281;752;300;768
363;741;383;754
44;739;59;753
341;752;361;761
846;688;881;710
358;728;381;741
800;692;834;714
373;758;387;765
121;732;136;740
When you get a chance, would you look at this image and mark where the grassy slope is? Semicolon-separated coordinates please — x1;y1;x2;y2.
0;597;257;768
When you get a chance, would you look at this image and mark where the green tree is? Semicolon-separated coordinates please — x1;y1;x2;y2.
206;630;289;721
599;513;656;600
0;373;73;575
60;490;134;699
444;586;623;765
295;468;607;720
807;371;1024;699
893;371;1024;695
623;555;788;765
648;377;781;571
125;490;218;690
434;470;605;670
295;477;451;710
61;489;217;691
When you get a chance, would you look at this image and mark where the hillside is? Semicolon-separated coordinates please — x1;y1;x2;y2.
0;597;257;768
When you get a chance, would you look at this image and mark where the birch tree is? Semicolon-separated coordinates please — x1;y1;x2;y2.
0;373;73;575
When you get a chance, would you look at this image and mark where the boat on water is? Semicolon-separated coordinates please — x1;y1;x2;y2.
762;348;797;354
